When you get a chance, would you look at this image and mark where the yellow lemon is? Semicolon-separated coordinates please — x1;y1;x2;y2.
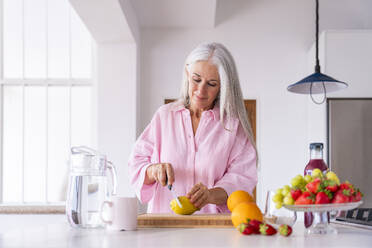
170;196;199;215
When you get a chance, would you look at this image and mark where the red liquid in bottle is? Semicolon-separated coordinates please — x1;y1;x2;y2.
304;143;328;228
304;159;328;176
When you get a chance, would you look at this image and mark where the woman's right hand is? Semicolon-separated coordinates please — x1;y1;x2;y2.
144;163;174;186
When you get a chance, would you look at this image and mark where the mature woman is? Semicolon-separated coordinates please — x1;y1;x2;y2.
128;42;257;213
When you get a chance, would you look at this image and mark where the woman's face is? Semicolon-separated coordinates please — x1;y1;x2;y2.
187;61;220;111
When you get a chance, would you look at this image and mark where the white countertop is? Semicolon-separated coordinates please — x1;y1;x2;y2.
0;214;371;248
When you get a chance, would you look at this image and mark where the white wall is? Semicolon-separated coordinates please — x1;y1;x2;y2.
96;42;138;197
307;30;372;164
71;0;140;197
138;0;372;209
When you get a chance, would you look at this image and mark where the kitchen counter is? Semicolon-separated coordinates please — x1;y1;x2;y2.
0;214;371;248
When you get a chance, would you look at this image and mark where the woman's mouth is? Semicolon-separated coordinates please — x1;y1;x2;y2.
195;95;207;101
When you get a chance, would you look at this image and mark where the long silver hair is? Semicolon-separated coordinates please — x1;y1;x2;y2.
180;42;256;150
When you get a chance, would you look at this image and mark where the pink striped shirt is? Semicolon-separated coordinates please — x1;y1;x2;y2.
128;102;257;213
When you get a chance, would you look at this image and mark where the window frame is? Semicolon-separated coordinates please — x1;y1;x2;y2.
1;0;4;203
0;0;95;207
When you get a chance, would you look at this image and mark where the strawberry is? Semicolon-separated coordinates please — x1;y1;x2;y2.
238;223;255;235
339;181;352;189
323;179;339;193
331;189;350;204
246;219;262;234
305;178;322;194
290;189;302;201
340;181;355;195
325;185;338;193
278;224;292;236
315;191;330;204
294;191;315;205
351;189;363;202
259;223;277;235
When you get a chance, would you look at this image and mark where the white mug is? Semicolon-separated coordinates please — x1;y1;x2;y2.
100;196;138;231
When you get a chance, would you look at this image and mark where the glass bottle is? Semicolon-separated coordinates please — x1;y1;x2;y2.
304;143;328;175
304;143;328;228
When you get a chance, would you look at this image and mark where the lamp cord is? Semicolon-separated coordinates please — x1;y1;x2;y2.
311;0;325;104
310;81;327;104
315;0;320;73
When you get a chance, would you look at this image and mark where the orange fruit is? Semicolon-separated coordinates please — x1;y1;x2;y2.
227;190;254;212
231;202;263;228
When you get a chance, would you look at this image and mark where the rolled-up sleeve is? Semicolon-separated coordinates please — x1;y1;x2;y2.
128;115;158;203
214;126;257;212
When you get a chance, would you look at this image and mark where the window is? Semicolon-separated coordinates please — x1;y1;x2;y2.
1;0;94;203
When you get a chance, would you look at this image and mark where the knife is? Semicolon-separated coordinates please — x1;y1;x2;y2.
165;176;183;208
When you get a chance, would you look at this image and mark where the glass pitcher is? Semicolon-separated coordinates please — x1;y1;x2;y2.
66;146;117;228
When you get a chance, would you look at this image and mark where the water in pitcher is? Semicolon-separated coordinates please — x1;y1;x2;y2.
66;175;108;228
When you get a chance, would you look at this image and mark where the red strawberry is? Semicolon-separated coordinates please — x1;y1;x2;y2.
306;178;322;194
339;181;352;189
315;191;331;204
278;224;292;236
238;223;255;235
340;182;355;194
259;223;277;235
294;191;315;205
332;189;350;203
326;185;338;193
323;179;339;193
351;189;363;202
290;189;302;201
246;219;262;234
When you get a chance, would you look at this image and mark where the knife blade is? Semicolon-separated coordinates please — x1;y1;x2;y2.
165;176;183;208
168;184;183;208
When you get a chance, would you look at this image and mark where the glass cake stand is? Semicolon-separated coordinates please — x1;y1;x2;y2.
283;201;363;235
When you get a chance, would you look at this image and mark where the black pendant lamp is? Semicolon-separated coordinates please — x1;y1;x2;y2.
287;0;348;104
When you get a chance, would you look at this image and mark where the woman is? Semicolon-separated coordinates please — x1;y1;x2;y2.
128;42;257;213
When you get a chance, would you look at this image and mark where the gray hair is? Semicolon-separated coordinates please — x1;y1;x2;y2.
180;42;256;150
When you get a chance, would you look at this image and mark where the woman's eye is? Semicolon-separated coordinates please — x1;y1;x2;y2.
193;78;201;83
208;83;217;87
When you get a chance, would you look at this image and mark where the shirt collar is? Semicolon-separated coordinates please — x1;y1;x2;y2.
210;105;220;121
173;103;186;112
173;103;220;121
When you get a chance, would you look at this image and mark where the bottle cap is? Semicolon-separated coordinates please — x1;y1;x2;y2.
310;143;323;149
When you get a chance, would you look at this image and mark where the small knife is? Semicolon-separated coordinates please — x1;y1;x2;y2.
165;176;183;208
168;184;183;208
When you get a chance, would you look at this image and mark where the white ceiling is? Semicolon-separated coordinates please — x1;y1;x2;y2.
130;0;217;28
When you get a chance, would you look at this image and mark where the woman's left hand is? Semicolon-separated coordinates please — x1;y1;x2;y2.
186;182;211;209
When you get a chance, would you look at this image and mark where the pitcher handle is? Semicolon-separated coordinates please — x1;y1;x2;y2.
107;161;118;196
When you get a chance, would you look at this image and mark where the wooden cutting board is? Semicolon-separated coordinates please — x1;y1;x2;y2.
137;213;233;228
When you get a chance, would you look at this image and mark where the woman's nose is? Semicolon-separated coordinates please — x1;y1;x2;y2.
197;81;208;94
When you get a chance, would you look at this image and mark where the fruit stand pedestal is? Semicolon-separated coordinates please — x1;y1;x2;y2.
284;201;363;235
